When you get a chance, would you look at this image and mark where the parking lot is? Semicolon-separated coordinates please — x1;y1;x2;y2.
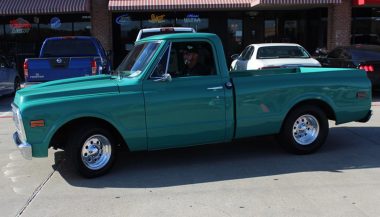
1;93;380;217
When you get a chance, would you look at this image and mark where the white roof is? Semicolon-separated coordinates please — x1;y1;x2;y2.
249;43;303;48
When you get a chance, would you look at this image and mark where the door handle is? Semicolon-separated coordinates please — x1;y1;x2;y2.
207;86;223;91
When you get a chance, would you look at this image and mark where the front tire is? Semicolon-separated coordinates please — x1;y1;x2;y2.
66;125;116;178
279;106;328;154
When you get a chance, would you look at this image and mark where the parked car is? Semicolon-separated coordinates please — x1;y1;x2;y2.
230;43;321;71
12;33;371;177
135;27;196;41
317;44;380;90
0;55;20;96
23;36;111;87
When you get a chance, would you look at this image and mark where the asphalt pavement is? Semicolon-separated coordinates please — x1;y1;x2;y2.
0;93;379;217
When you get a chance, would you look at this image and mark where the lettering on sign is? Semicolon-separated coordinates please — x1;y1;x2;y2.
10;18;31;34
50;17;61;29
184;14;201;23
149;14;166;24
116;14;131;25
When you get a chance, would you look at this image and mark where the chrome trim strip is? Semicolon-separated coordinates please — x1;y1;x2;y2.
13;132;32;160
207;86;223;90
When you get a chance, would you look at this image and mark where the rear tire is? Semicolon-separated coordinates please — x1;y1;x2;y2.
278;105;328;154
65;124;116;178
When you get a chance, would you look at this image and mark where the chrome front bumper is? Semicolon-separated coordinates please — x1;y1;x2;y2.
13;132;32;160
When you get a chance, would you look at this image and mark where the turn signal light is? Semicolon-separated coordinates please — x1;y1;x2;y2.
30;120;45;128
91;60;97;75
23;59;29;79
359;65;374;72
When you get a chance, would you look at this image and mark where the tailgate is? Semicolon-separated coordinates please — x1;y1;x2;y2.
26;57;98;82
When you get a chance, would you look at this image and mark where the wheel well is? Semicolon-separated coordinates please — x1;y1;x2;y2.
287;100;336;121
49;117;129;151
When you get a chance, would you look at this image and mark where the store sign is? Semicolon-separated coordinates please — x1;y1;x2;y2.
10;18;31;34
148;14;166;24
184;14;201;23
116;14;131;25
50;17;61;29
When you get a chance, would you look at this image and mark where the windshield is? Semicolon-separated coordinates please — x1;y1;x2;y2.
257;46;310;59
42;39;98;57
116;41;161;78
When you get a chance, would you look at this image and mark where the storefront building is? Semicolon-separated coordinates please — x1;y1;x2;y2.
107;0;338;65
1;0;380;75
352;1;380;45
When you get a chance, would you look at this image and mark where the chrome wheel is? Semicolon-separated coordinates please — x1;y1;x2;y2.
81;134;112;170
292;114;319;145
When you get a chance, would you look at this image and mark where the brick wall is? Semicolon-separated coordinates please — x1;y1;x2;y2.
327;0;352;50
91;0;112;52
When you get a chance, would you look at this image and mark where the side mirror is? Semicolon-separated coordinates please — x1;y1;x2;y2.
231;54;239;60
154;73;172;82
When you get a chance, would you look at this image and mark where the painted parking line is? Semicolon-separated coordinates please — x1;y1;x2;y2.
0;112;12;118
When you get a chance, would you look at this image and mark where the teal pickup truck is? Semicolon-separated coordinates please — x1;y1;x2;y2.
12;33;372;177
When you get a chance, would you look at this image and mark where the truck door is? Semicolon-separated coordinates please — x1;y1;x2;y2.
143;41;227;150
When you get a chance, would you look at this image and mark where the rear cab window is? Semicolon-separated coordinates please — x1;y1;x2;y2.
140;30;194;40
41;39;98;57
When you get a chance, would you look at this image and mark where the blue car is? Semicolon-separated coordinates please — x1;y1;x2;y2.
0;56;20;96
23;36;111;87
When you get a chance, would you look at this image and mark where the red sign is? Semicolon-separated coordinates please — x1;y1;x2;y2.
353;0;380;6
10;18;32;29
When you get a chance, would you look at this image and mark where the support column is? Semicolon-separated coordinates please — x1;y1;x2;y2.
91;0;112;52
327;0;352;50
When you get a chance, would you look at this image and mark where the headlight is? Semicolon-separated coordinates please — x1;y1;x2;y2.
12;104;26;142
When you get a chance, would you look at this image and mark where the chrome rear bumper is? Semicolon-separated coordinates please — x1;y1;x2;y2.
13;132;32;160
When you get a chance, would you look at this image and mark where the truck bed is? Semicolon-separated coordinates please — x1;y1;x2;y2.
230;67;371;138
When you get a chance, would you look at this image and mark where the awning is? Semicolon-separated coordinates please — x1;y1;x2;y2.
0;0;91;15
108;0;254;11
252;0;341;5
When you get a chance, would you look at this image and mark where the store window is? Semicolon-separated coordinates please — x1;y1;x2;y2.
283;20;297;43
265;20;277;42
227;18;243;57
352;8;380;45
74;16;91;36
176;13;209;32
142;13;174;28
118;14;141;44
0;24;4;39
39;17;73;37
